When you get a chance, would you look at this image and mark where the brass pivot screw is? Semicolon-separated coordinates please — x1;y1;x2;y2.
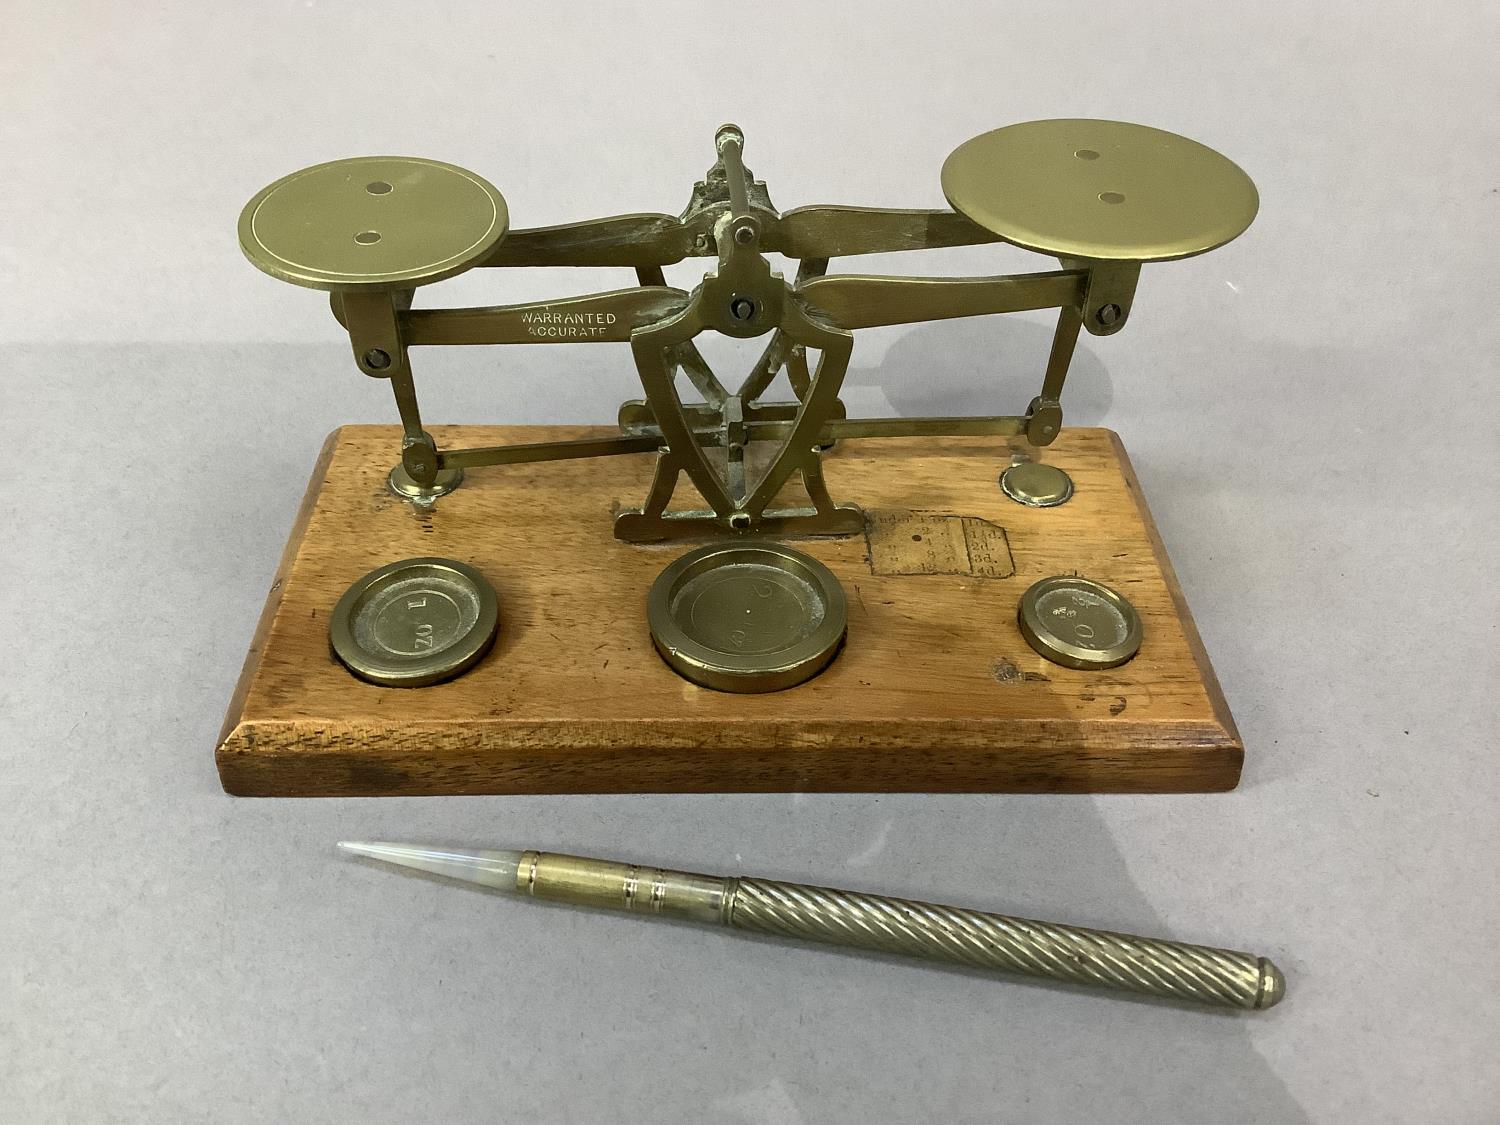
1096;303;1122;328
730;297;757;321
1026;396;1064;445
362;348;392;371
401;433;441;486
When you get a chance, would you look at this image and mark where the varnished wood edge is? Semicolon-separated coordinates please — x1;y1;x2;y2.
217;719;1244;796
216;429;342;763
1107;429;1244;767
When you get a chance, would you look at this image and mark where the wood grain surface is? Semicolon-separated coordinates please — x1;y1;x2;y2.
217;425;1242;795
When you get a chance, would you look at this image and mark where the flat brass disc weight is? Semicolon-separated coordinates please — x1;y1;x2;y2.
942;119;1258;262
649;542;847;693
1017;575;1143;670
239;156;508;291
330;556;499;686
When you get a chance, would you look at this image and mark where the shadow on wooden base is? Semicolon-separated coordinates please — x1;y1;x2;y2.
217;425;1241;796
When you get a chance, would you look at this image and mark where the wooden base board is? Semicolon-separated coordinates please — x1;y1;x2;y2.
217;425;1241;796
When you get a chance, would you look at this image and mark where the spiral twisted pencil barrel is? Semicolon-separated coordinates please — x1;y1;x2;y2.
728;878;1283;1010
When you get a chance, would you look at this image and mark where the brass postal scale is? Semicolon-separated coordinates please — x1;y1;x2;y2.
219;119;1257;797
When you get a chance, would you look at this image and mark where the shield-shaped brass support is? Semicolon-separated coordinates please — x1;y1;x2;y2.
614;292;863;543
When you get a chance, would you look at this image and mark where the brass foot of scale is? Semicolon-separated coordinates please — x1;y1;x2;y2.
387;463;464;502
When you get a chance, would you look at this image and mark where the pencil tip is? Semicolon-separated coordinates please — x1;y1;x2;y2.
335;840;523;891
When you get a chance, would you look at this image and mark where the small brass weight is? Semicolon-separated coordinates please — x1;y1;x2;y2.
240;119;1256;691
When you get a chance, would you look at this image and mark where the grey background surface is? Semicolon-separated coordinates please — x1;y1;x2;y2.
2;2;1497;1121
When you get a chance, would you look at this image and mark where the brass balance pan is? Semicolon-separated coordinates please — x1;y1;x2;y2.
942;119;1258;263
238;156;508;291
